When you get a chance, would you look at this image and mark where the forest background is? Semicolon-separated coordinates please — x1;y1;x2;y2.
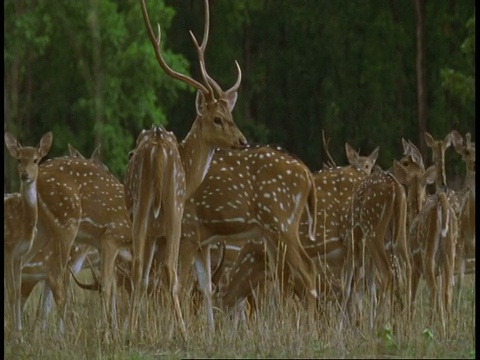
4;0;475;192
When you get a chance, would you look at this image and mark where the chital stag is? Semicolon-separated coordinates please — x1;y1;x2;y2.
393;137;458;334
450;130;475;291
4;131;53;338
124;0;247;336
209;144;380;319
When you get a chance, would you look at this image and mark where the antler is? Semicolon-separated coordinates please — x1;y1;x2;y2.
140;0;209;94
321;129;337;169
140;0;241;102
188;0;242;100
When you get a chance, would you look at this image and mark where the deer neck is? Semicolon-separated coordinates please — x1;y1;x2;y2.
179;120;216;199
20;180;39;238
406;180;424;227
464;170;475;198
433;155;448;193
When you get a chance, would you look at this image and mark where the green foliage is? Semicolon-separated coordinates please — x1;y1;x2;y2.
3;0;475;190
441;14;475;105
4;0;192;183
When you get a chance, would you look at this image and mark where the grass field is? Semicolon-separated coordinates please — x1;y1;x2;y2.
4;273;475;359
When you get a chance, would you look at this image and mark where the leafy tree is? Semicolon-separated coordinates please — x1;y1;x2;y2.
4;0;475;190
4;0;191;190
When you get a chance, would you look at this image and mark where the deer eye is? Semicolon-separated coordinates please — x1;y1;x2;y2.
213;117;222;125
401;159;409;167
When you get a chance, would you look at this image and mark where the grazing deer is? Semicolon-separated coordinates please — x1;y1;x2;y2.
393;136;458;334
4;131;53;339
209;144;380;322
450;131;475;292
124;0;247;336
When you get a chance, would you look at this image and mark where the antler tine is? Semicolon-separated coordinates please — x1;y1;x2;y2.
189;0;242;99
140;0;209;94
321;129;337;168
189;30;215;98
204;59;242;99
224;60;242;96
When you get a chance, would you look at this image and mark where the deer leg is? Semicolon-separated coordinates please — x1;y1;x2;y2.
5;257;22;336
34;281;54;332
129;205;149;335
368;241;393;328
340;242;356;329
101;238;119;333
279;231;317;315
177;227;199;296
194;246;214;332
142;237;157;296
163;198;186;338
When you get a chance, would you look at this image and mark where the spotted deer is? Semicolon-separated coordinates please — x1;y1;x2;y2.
450;131;475;291
20;243;99;331
424;132;452;193
393;136;458;334
9;145;133;338
173;144;319;330
16;144;106;332
4;131;53;338
209;144;380;320
124;0;247;336
342;169;410;330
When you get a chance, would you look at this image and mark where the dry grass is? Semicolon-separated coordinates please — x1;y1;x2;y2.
4;274;475;359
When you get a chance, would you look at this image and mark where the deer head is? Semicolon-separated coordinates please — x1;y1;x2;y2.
345;142;379;175
140;0;246;149
5;132;53;187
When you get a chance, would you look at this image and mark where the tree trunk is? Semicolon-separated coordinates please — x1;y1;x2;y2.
413;0;427;161
89;0;104;154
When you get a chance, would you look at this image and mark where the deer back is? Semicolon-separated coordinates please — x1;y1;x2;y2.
124;126;186;234
36;155;131;249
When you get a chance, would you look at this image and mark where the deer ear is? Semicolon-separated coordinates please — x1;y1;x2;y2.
195;90;207;116
450;130;464;154
408;145;424;169
224;91;238;112
424;132;434;148
444;132;452;149
401;138;410;154
370;147;380;163
423;165;437;185
345;143;358;165
38;131;53;158
5;132;20;158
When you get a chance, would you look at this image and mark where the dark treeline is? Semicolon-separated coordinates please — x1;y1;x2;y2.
4;0;475;192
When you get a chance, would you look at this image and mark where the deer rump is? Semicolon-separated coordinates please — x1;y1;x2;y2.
124;129;186;288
